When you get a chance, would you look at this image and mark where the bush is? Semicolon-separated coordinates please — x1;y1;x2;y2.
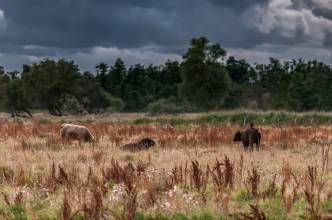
94;92;125;113
106;95;125;112
62;96;81;115
147;98;184;115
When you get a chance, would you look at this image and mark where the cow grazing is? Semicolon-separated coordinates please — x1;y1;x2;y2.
121;138;156;152
233;128;261;151
60;123;95;143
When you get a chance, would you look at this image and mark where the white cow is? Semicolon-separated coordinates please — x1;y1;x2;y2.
60;123;95;143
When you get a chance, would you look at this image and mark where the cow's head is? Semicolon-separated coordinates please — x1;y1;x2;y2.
233;131;242;142
141;138;156;148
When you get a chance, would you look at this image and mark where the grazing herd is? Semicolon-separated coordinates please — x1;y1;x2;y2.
59;122;262;151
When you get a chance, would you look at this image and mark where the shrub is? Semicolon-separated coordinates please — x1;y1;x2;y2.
62;96;81;115
97;92;124;113
147;98;183;115
103;95;125;113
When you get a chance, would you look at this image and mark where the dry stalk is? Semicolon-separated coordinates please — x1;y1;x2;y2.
237;204;268;220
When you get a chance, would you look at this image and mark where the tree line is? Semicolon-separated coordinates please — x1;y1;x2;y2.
1;36;332;116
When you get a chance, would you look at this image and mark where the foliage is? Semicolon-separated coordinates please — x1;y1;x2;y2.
62;96;81;115
133;111;332;126
180;37;231;110
2;37;332;114
146;97;185;115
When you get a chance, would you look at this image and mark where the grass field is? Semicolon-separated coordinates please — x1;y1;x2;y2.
0;112;332;219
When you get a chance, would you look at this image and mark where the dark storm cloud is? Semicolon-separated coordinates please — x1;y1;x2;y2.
0;0;332;71
324;31;332;46
291;0;332;20
209;0;267;11
0;0;267;50
0;1;180;48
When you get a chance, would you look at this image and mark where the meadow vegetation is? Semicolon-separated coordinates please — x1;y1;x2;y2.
0;113;331;219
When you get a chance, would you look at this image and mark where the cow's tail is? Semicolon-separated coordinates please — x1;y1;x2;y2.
87;129;95;142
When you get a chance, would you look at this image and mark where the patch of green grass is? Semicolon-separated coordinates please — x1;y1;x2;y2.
133;118;154;125
32;199;47;211
219;215;232;220
177;184;193;192
290;198;306;219
72;213;86;220
135;212;170;220
134;211;215;220
37;119;51;124
292;198;306;213
191;212;214;220
322;199;332;213
36;215;57;220
172;213;189;220
277;142;290;150
132;111;332;126
108;179;115;190
77;119;94;124
260;195;290;220
0;166;15;183
13;117;24;124
59;119;68;124
9;205;27;220
234;188;252;203
122;154;135;162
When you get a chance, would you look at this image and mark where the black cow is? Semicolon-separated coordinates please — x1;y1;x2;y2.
233;128;261;151
121;138;156;152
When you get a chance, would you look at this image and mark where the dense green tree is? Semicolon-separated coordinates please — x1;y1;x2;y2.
180;37;231;109
5;77;32;117
95;62;109;91
0;66;9;110
22;59;81;115
2;37;332;114
108;58;126;97
158;61;182;99
226;56;250;84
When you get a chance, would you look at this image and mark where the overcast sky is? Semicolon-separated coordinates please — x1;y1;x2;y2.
0;0;332;72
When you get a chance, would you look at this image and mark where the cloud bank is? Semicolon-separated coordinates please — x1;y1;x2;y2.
0;0;332;71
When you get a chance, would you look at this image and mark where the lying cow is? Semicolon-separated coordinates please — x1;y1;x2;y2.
120;138;156;152
233;127;261;151
60;123;95;143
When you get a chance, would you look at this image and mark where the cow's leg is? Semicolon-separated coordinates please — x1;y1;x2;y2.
61;135;69;146
78;140;82;148
248;137;254;152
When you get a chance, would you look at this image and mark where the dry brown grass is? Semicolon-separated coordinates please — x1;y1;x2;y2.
0;121;331;219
